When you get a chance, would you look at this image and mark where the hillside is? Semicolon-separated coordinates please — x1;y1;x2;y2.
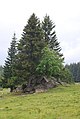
0;84;80;119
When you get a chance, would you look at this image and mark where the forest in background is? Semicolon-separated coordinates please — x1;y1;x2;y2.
66;63;80;82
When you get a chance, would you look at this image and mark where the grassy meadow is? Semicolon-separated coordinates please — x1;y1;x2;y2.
0;84;80;119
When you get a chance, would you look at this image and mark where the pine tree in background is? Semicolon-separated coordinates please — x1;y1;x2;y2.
66;62;80;82
3;33;17;91
16;13;45;84
65;63;78;82
76;63;80;82
42;14;63;56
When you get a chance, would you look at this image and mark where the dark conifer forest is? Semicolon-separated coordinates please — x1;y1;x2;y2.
66;62;80;82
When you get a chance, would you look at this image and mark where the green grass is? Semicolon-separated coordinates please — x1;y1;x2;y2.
0;84;80;119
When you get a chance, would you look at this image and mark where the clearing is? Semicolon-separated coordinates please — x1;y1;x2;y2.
0;84;80;119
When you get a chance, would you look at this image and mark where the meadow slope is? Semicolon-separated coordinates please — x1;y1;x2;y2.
0;84;80;119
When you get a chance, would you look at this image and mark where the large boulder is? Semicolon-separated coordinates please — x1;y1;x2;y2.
13;76;61;94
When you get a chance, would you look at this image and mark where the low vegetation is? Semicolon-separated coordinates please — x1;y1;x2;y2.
0;84;80;119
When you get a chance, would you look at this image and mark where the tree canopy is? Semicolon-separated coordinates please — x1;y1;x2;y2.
42;14;63;57
3;33;17;91
36;47;64;78
16;13;45;84
3;13;73;92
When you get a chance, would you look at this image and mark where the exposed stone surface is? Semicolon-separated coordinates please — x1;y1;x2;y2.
13;76;64;94
29;76;57;93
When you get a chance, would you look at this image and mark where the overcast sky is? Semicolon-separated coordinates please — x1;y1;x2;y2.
0;0;80;65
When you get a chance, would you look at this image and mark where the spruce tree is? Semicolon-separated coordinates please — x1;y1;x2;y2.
16;13;45;84
3;33;17;91
42;14;62;56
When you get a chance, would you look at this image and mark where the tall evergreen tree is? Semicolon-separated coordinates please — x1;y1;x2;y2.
0;66;3;77
42;14;62;56
0;66;3;87
3;33;17;91
16;13;45;84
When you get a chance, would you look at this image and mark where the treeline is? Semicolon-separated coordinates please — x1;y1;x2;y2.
1;13;73;91
66;62;80;82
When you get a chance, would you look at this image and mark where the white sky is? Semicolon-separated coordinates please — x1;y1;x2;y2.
0;0;80;65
